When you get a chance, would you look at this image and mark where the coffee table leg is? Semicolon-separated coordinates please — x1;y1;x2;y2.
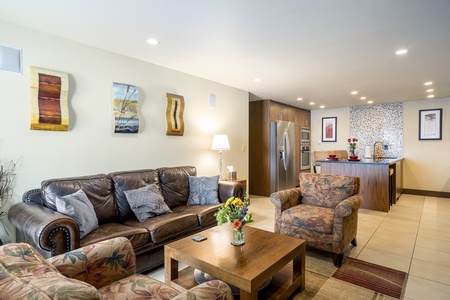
164;255;178;285
293;250;306;292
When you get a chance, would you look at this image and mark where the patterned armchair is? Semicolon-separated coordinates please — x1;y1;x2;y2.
0;237;232;299
270;173;363;267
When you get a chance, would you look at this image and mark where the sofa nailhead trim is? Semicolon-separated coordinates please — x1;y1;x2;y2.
49;227;71;256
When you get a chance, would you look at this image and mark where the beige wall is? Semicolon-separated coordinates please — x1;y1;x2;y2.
311;98;450;193
0;21;249;242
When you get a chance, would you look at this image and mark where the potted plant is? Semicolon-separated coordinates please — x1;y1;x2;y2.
0;160;16;245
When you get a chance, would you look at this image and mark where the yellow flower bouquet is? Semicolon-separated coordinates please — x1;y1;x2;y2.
215;196;253;245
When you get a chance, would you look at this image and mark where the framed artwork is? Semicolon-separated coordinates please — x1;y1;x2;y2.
419;108;442;140
30;66;69;131
113;82;139;133
322;117;337;142
165;93;185;136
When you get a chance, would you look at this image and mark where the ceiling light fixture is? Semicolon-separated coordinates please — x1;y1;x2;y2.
254;78;262;83
319;105;325;108
424;81;433;86
309;102;315;105
426;89;434;92
367;100;374;104
395;49;408;55
428;94;435;98
147;38;159;45
297;97;303;101
351;91;358;95
360;96;366;100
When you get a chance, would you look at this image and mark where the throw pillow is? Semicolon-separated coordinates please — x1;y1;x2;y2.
187;175;220;205
55;189;99;239
124;184;172;222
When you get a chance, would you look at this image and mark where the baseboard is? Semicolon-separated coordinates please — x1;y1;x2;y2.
403;189;450;199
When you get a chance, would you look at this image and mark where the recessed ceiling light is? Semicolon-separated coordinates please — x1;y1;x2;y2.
395;49;408;55
351;91;358;95
426;89;434;92
297;97;303;101
147;38;159;45
360;96;366;100
424;81;433;86
319;105;325;108
367;100;374;104
428;94;435;98
309;102;315;105
254;78;262;83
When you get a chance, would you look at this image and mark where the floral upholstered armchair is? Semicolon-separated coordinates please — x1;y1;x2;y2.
270;173;363;267
0;237;232;299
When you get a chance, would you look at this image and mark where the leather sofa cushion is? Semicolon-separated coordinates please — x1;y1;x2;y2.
41;174;118;224
80;223;149;249
123;213;200;244
172;204;222;227
157;166;196;208
109;169;160;220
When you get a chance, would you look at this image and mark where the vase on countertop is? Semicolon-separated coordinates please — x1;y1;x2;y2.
349;147;356;157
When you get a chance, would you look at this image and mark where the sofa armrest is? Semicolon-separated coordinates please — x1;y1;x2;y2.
171;280;233;300
48;237;136;289
334;194;363;218
8;202;80;257
270;188;302;233
218;181;245;203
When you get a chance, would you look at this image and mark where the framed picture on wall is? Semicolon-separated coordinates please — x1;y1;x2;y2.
322;117;337;142
419;108;442;140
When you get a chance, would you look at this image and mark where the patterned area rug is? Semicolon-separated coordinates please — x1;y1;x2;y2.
290;248;408;300
331;258;407;299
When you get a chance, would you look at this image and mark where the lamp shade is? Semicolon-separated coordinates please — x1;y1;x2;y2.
211;134;230;150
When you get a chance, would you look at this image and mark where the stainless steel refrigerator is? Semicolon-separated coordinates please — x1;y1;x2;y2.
270;121;297;193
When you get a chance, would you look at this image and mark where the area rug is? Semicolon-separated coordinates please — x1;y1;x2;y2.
331;258;407;299
290;249;408;300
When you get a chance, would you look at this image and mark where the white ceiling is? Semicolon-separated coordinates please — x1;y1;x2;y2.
1;0;450;110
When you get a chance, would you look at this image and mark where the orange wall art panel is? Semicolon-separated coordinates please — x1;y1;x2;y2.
30;66;69;131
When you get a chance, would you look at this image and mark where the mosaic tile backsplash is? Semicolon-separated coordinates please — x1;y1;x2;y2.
349;103;403;158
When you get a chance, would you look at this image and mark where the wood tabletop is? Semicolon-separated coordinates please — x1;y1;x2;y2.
165;226;306;299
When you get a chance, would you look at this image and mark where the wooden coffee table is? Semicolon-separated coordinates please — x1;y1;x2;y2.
164;226;306;300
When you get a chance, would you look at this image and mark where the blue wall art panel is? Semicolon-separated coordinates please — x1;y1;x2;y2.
113;82;139;133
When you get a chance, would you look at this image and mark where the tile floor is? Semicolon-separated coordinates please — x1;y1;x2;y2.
247;193;450;300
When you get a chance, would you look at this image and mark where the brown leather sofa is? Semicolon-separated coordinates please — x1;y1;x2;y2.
8;166;244;273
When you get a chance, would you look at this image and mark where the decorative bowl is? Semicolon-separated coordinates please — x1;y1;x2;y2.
328;154;336;158
349;155;358;160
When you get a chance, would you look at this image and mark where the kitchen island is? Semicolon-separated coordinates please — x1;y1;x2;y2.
318;157;403;212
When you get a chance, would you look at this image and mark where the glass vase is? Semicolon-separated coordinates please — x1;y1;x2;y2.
231;226;245;246
350;148;356;156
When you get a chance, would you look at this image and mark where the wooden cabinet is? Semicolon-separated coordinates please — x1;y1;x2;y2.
249;100;311;196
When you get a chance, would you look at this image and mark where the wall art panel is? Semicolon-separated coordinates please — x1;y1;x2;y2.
30;66;69;131
165;93;185;136
113;82;139;133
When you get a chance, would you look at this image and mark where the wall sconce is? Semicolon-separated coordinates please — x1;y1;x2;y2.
211;134;230;179
0;45;22;74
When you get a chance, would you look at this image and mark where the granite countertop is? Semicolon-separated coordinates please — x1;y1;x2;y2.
317;157;403;165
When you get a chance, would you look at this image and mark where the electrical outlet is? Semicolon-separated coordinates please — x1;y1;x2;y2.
384;144;389;150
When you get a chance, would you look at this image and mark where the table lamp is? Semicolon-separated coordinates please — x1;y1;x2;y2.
211;134;230;179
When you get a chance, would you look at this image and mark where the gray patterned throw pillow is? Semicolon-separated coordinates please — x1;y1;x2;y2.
187;175;220;205
124;184;172;222
55;189;99;238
